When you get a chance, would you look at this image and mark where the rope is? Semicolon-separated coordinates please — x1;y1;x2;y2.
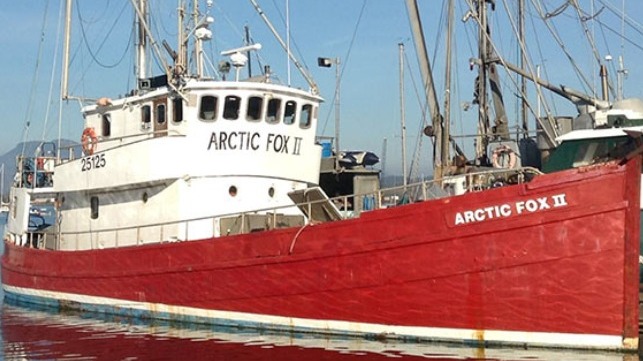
288;223;309;255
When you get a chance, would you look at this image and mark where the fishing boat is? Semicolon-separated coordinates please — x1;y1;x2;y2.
2;0;641;352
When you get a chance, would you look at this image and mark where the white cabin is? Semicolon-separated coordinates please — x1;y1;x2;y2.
6;79;323;250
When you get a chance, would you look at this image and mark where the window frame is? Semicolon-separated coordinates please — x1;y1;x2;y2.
199;95;218;122
141;105;152;129
284;100;297;125
223;95;242;120
246;96;264;122
266;98;282;124
300;104;314;129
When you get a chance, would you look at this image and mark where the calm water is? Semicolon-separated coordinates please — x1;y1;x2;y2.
0;214;639;360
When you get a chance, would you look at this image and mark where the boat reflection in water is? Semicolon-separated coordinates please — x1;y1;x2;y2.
1;302;638;361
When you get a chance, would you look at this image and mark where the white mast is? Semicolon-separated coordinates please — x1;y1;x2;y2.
399;43;408;188
136;0;148;80
193;0;203;78
61;0;72;100
177;0;185;76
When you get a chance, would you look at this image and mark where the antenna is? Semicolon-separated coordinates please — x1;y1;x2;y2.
220;43;262;56
221;44;263;81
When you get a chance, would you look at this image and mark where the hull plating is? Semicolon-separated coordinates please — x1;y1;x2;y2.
3;161;640;350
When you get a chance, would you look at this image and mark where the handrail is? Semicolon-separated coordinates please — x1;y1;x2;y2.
41;166;541;241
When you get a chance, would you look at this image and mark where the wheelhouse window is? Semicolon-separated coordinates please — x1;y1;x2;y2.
246;96;263;122
102;113;111;137
300;104;313;129
141;105;151;129
284;101;296;125
266;98;281;124
199;95;218;121
172;97;183;122
156;104;166;124
223;95;241;120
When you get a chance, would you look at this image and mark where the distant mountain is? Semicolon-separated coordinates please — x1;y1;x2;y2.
0;140;79;199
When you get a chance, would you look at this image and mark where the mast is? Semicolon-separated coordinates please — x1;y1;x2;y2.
381;137;387;179
519;0;528;137
61;0;72;100
245;25;253;78
177;1;185;76
136;0;148;81
475;0;510;160
404;0;447;181
474;0;489;160
443;0;453;170
399;43;408;188
193;0;204;78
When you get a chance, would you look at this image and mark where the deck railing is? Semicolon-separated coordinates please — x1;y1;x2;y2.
26;166;541;250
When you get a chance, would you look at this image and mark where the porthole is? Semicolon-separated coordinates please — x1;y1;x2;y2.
229;186;238;197
142;192;148;203
268;187;275;198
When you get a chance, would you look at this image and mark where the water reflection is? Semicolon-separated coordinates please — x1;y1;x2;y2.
1;301;638;361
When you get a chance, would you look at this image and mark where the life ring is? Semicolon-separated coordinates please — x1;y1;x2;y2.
491;145;517;169
81;127;98;155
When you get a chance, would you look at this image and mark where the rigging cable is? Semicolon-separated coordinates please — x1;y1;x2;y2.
319;0;367;138
42;0;65;143
20;1;50;158
530;0;595;97
76;0;132;69
482;0;560;144
407;0;449;183
268;0;312;75
404;47;429;184
596;0;643;38
544;0;570;19
569;1;615;99
526;2;559;116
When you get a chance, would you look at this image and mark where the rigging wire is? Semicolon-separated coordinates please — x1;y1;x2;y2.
268;0;310;76
212;2;279;80
76;0;131;69
319;0;367;138
41;0;65;143
569;0;615;98
544;0;570;19
592;17;643;52
596;0;643;38
529;0;595;96
404;46;429;183
526;2;558;116
483;0;560;143
20;1;50;158
407;0;449;181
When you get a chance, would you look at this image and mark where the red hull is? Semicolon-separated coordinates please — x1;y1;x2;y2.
3;159;640;350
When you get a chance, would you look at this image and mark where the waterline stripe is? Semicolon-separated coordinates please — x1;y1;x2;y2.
3;285;626;350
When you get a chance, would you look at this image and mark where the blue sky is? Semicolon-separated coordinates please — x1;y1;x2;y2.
1;1;642;177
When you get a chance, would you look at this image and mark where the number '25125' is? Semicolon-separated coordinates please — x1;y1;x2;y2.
81;154;106;172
